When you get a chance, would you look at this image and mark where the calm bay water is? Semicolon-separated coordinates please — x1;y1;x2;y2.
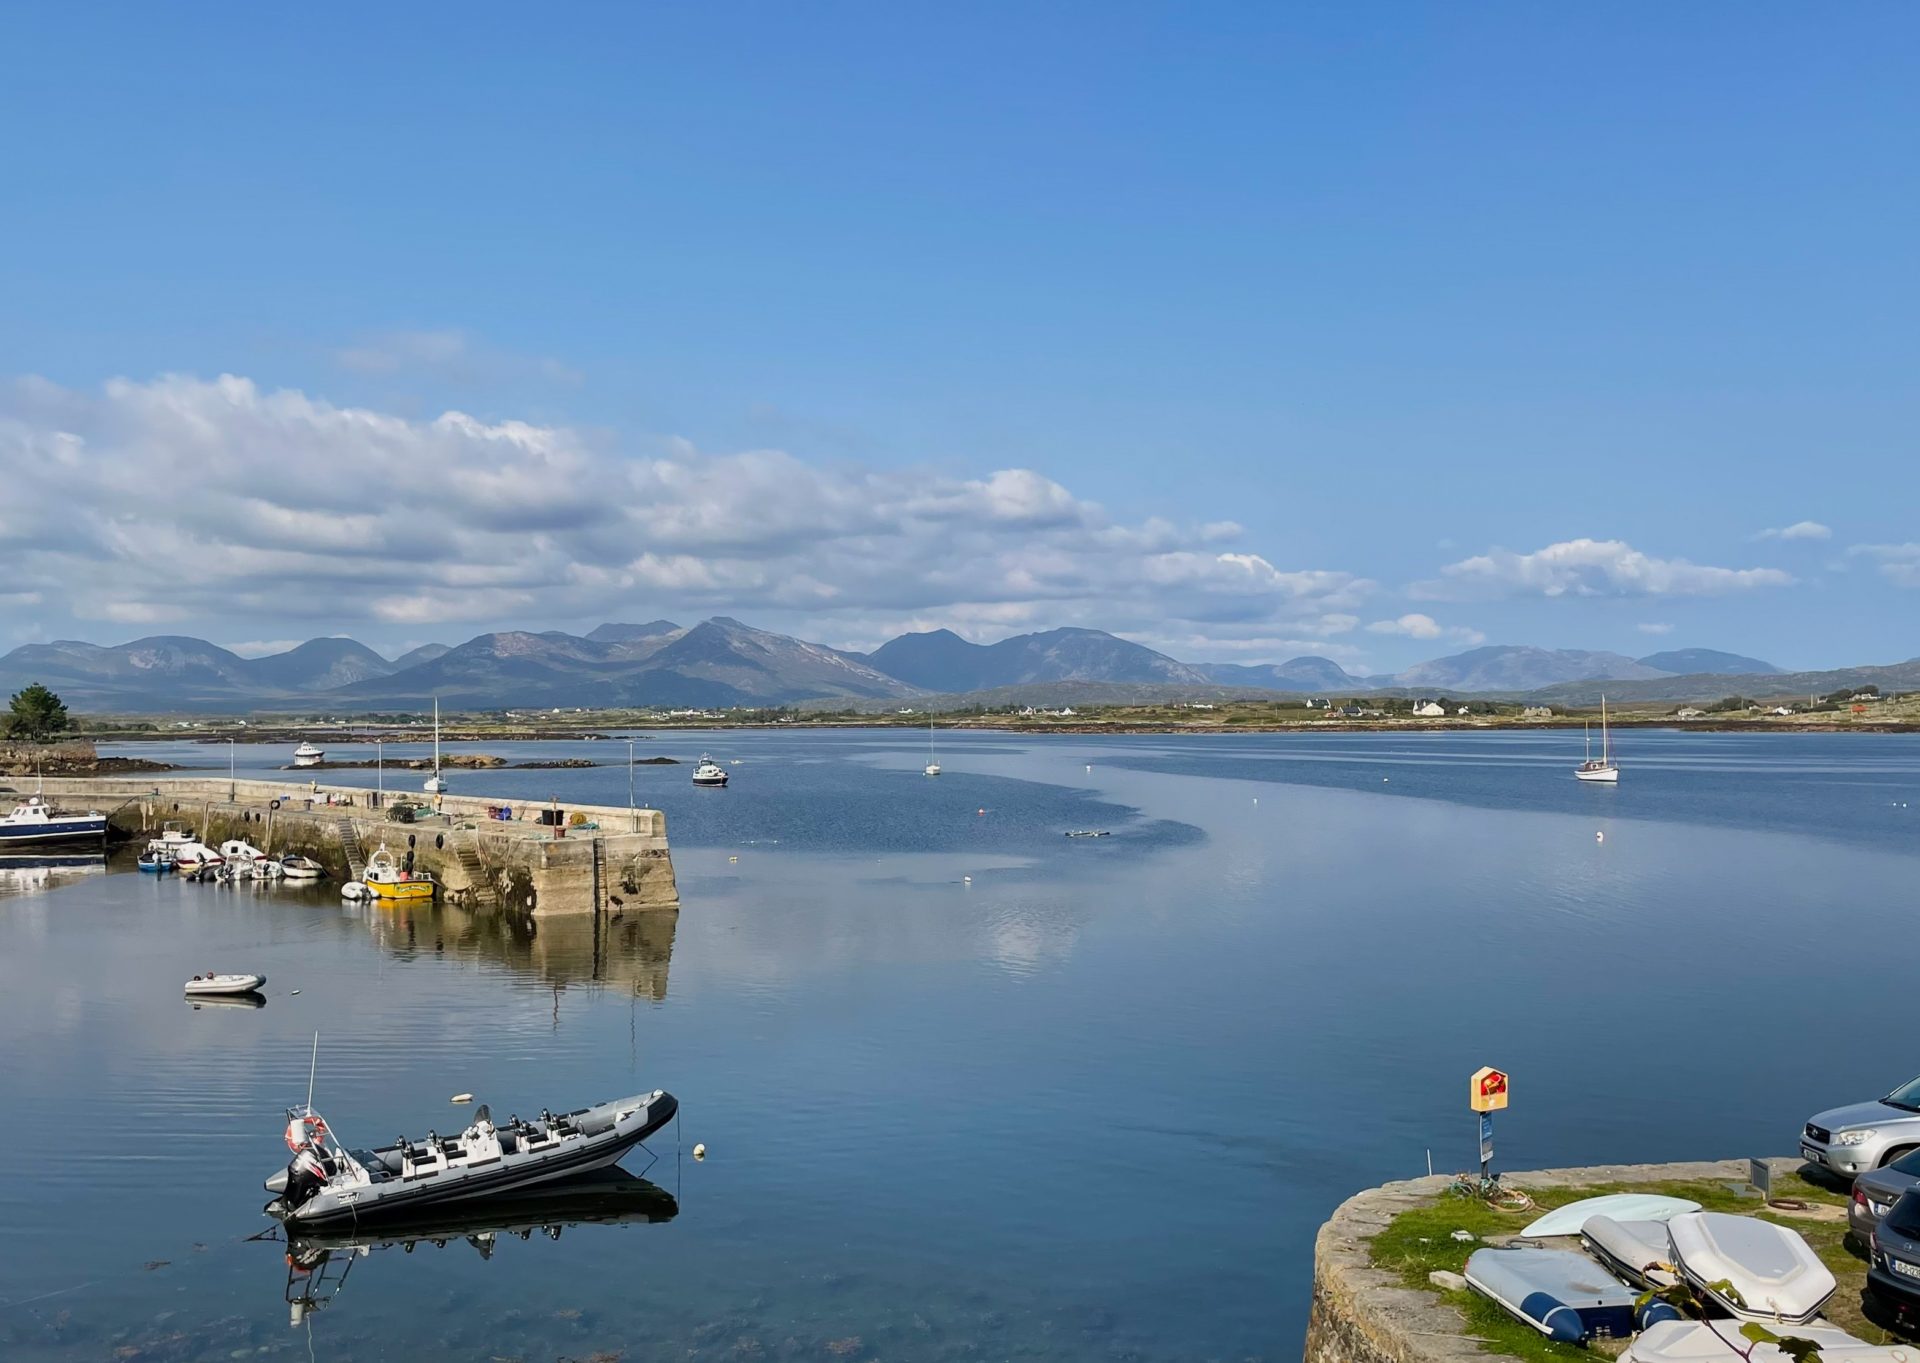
2;727;1917;1362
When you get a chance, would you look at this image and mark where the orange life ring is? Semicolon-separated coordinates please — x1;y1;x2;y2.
284;1114;329;1151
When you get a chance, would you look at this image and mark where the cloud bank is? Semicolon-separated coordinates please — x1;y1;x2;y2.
1413;538;1794;600
0;373;1371;654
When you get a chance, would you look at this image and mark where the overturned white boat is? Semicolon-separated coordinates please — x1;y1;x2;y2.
1464;1246;1641;1343
185;972;267;996
1624;1320;1897;1363
1666;1211;1836;1325
1581;1215;1681;1290
266;1090;679;1228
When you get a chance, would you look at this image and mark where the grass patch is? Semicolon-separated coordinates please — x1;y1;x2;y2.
1367;1173;1898;1363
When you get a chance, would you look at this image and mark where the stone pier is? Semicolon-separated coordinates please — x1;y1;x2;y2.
10;775;678;917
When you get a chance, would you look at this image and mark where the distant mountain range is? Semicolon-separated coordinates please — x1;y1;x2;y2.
0;618;1883;713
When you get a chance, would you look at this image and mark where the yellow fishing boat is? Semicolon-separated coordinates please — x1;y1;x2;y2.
362;847;436;902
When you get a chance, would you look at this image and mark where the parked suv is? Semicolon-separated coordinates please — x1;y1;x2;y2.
1802;1076;1920;1180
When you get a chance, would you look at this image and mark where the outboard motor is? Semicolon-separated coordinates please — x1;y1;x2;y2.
283;1149;326;1210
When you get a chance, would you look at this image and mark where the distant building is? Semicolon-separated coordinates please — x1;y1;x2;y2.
1412;701;1446;718
1675;707;1705;720
1456;705;1471;716
1520;706;1554;720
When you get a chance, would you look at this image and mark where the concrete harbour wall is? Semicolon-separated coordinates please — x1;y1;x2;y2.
7;776;678;917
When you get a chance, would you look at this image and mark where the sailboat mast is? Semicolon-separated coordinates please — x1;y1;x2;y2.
1601;695;1610;764
433;698;441;776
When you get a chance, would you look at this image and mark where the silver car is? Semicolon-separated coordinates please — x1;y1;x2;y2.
1850;1148;1920;1238
1802;1076;1920;1180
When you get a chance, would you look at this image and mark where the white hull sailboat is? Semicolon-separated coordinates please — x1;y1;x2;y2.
1575;695;1620;783
924;718;940;776
423;698;448;795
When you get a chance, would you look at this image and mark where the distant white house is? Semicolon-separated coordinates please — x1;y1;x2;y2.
1412;701;1446;718
1772;706;1795;716
1456;705;1471;716
1521;706;1554;720
1675;707;1705;720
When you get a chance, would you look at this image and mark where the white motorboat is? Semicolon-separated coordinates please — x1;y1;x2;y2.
423;698;449;794
691;755;728;787
924;718;940;776
220;839;268;861
1665;1211;1835;1325
292;742;326;768
171;840;224;869
1576;695;1621;782
279;854;325;880
146;824;195;855
184;972;267;996
0;795;108;848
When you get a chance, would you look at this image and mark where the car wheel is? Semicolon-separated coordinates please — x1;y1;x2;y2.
1881;1146;1917;1168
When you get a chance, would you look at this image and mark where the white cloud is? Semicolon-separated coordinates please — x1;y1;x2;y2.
1636;622;1675;635
1413;538;1794;600
1851;544;1920;588
0;373;1371;648
1756;521;1832;542
1365;613;1485;645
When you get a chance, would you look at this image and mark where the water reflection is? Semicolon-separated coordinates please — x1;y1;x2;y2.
0;853;106;898
361;902;679;999
185;990;266;1010
257;1169;678;1326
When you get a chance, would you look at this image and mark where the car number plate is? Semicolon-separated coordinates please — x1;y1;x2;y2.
1801;1145;1823;1165
1893;1258;1920;1280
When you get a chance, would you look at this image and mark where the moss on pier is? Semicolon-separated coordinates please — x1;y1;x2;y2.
1368;1171;1884;1363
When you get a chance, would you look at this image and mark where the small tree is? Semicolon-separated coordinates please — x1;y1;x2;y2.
5;684;71;741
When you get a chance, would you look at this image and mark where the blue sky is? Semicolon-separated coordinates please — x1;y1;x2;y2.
1;4;1913;672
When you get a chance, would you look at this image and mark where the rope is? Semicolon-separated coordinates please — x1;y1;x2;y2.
1446;1172;1537;1212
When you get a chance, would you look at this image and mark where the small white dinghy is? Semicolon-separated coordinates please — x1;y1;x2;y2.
1624;1320;1897;1363
1464;1246;1641;1343
1666;1211;1836;1325
184;972;267;996
1523;1193;1700;1238
339;881;371;901
1581;1215;1680;1290
279;855;325;880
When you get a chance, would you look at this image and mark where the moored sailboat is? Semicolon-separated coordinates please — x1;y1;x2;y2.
423;698;448;795
1575;695;1620;783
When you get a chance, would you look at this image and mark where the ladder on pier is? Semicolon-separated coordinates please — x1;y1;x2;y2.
451;835;498;910
334;817;367;880
591;837;609;914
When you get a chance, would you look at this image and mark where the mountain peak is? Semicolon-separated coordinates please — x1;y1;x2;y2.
585;620;681;644
1636;647;1781;676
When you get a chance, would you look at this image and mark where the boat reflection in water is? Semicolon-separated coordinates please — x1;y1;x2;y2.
258;1169;678;1326
186;990;267;1010
0;852;107;899
359;900;679;1000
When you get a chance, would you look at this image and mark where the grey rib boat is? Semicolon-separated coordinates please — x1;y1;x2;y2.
264;1090;678;1228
